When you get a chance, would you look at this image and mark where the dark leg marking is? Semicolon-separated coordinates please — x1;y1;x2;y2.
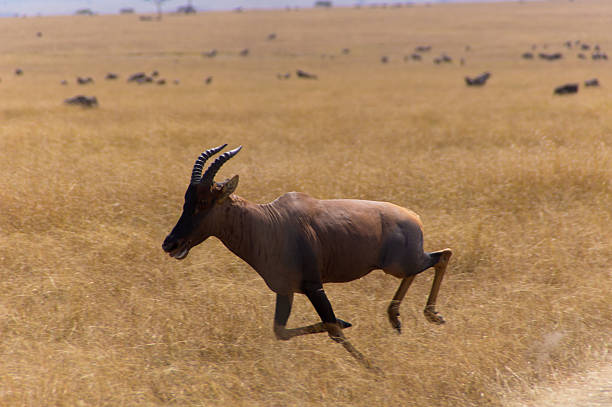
273;293;294;340
303;282;375;370
273;292;351;341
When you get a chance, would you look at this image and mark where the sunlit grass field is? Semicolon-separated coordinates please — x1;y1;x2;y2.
0;1;610;405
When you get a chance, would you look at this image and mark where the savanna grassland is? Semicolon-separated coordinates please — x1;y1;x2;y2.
0;1;610;406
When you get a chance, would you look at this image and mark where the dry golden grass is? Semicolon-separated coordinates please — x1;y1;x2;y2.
0;1;610;406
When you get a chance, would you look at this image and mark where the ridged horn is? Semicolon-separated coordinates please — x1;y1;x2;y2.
190;144;227;184
201;145;243;185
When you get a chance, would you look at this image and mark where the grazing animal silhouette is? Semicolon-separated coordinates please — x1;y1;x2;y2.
162;145;453;368
202;49;218;58
127;72;153;84
434;54;452;64
592;52;608;60
465;72;491;86
539;52;562;61
296;69;317;79
584;78;599;87
64;95;98;107
554;83;578;95
77;76;94;85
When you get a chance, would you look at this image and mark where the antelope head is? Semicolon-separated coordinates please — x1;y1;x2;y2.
162;144;242;260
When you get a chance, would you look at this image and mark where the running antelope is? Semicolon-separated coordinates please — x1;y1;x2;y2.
162;145;452;368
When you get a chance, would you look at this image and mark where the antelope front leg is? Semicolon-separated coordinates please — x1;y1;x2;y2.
273;293;294;340
303;282;374;370
424;248;452;324
273;293;351;341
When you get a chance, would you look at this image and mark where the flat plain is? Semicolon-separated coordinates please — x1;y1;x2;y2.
0;1;610;405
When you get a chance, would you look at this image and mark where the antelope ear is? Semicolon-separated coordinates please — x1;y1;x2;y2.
217;175;239;203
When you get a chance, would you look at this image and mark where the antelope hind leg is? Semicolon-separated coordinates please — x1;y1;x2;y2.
424;248;452;324
387;275;416;334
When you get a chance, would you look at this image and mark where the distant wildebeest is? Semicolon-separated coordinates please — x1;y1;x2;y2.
139;15;153;21
151;70;159;77
592;52;608;60
406;53;422;61
162;145;453;369
127;72;153;83
554;83;578;95
564;40;572;48
521;52;534;59
240;48;249;57
157;79;166;85
465;72;491;86
580;43;590;51
381;56;389;64
267;33;277;40
15;68;23;76
277;72;291;80
296;69;317;79
60;80;68;85
539;52;562;61
202;49;218;58
577;53;587;59
584;78;599;87
36;31;42;37
128;72;146;82
415;45;432;52
341;48;350;55
205;76;213;84
77;76;94;85
64;95;98;107
105;73;118;80
434;54;452;64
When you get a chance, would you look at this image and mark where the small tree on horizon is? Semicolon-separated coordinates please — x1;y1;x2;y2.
144;0;171;20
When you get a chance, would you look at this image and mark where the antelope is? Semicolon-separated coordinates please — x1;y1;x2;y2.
162;145;452;368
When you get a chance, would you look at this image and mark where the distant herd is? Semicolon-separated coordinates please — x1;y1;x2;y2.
3;31;606;108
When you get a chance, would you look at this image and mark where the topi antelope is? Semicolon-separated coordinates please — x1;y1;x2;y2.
162;145;452;368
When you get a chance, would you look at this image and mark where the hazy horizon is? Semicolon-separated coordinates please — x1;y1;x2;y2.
0;0;520;17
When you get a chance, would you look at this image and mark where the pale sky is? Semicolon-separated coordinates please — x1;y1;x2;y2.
0;0;499;16
0;0;409;16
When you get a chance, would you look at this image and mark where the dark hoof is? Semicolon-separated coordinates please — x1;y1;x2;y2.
337;319;352;329
424;309;446;325
394;323;402;334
